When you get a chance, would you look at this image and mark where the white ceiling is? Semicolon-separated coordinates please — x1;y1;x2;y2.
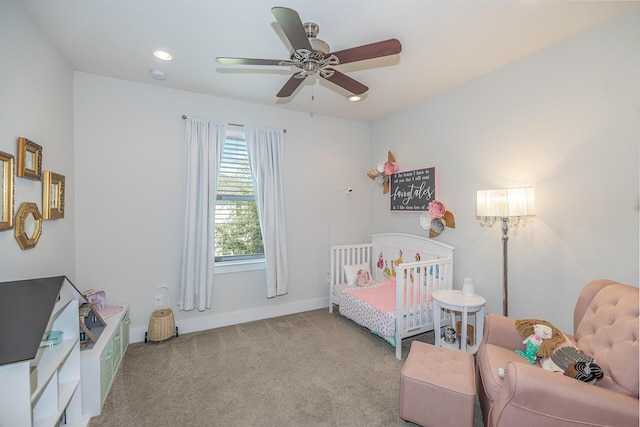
19;0;640;122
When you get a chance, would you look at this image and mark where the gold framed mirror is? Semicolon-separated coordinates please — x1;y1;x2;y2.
43;171;65;220
17;137;42;180
15;202;42;250
0;151;14;231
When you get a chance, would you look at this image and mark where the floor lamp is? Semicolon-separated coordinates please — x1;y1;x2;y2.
476;188;535;316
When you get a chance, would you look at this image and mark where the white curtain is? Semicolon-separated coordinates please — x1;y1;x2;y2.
245;126;289;298
178;118;227;311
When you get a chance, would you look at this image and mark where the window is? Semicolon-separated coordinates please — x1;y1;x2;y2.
215;135;264;263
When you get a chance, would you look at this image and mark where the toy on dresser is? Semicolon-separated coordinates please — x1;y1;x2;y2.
78;291;107;347
79;289;124;347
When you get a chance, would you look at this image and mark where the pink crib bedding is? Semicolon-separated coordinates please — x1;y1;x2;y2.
347;278;397;313
339;280;398;342
339;277;434;346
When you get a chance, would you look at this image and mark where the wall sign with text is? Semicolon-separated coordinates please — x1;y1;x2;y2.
390;166;439;211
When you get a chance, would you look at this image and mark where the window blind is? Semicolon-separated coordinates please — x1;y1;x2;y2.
215;138;264;260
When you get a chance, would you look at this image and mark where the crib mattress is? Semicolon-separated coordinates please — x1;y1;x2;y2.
339;280;434;346
341;282;396;339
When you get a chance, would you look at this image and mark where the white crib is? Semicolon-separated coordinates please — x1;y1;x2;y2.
329;233;454;359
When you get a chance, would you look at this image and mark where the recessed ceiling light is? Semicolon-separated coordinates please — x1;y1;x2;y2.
153;50;173;61
348;95;362;102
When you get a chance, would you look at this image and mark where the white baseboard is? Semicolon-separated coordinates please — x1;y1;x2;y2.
130;296;330;343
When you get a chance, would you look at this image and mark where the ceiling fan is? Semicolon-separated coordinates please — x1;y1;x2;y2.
216;7;402;99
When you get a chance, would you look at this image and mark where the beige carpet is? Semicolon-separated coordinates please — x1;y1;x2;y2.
89;308;484;427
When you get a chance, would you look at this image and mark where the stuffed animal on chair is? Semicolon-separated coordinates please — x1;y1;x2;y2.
498;319;564;377
515;323;553;363
543;345;604;384
514;319;566;362
564;360;604;384
497;319;605;385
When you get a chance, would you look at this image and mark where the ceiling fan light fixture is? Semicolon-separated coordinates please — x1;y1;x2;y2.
309;38;330;55
153;50;173;61
303;61;317;74
348;95;362;102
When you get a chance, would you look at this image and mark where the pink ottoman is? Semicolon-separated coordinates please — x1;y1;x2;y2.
400;341;476;427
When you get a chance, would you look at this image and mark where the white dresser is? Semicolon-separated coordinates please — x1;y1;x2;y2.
80;304;130;416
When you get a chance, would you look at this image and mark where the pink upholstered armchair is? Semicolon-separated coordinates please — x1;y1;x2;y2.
476;279;639;427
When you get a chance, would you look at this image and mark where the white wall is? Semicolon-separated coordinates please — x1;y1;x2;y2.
4;0;638;342
0;1;76;281
73;73;371;341
370;9;640;331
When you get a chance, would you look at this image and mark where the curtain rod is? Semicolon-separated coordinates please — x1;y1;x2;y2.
181;114;286;133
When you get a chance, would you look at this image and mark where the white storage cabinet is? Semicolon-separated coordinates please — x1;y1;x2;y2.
80;305;129;417
0;282;89;427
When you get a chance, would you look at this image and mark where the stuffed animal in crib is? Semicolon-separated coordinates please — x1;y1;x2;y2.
353;269;372;286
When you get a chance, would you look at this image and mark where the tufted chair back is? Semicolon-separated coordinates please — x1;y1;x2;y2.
573;279;639;398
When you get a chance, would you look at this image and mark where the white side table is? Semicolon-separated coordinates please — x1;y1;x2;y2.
433;290;486;354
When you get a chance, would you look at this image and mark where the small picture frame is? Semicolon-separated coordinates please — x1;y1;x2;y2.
17;137;42;180
0;151;15;231
43;171;65;220
14;202;42;250
456;321;475;347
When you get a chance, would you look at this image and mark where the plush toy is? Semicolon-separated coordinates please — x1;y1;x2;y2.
515;323;553;363
515;319;566;359
498;319;564;377
353;269;372;286
564;361;604;384
544;346;604;384
497;319;604;385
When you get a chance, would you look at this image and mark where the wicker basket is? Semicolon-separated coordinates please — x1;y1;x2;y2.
147;308;175;342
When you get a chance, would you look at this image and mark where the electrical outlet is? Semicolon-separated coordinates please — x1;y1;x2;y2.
155;295;163;307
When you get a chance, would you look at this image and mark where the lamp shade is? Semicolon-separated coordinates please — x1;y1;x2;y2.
476;187;535;218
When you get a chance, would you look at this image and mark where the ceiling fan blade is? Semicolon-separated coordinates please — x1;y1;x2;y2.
331;39;402;65
271;7;312;52
323;69;368;95
276;74;307;98
216;57;291;66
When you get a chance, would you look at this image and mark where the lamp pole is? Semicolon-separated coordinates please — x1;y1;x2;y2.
501;217;509;317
